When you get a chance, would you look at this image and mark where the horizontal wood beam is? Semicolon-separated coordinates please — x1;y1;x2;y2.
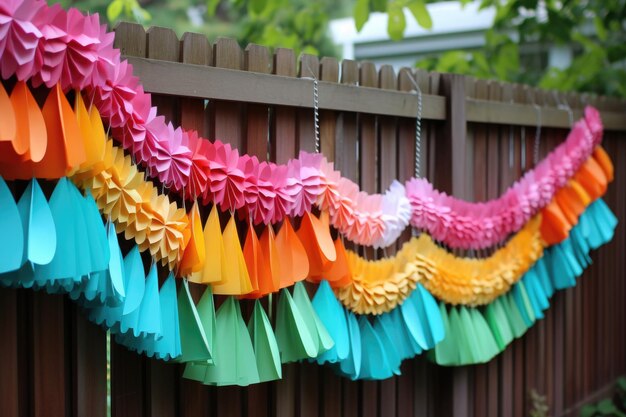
125;56;447;120
126;56;626;131
466;98;626;131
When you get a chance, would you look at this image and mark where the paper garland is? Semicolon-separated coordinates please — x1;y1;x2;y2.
336;147;613;313
0;1;607;249
430;199;617;365
0;0;620;387
0;170;616;380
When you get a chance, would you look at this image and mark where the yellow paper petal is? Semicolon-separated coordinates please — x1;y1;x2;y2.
212;214;253;295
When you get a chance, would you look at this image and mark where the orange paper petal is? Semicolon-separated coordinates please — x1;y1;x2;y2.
276;219;309;288
297;211;336;280
593;146;614;182
34;83;85;178
554;181;586;226
540;201;571;245
0;82;16;144
0;82;46;179
258;224;281;294
574;157;607;201
323;237;352;288
242;223;261;292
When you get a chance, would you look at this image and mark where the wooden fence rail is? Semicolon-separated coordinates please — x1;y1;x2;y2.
1;22;625;417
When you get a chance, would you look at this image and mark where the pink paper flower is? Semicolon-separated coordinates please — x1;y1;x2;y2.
0;0;45;80
207;140;245;211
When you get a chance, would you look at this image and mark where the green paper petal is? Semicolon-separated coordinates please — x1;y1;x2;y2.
176;279;211;363
275;288;318;363
248;300;282;382
203;297;260;386
292;282;334;354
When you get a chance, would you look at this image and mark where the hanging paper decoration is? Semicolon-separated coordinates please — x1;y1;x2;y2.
297;211;336;280
0;0;620;387
212;214;254;295
74;140;190;269
179;201;205;277
17;179;56;266
176;280;213;363
0;83;16;144
248;300;282;382
428;201;617;366
184;297;260;386
275;218;309;288
0;177;25;274
0;178;106;293
292;282;334;354
312;280;350;364
189;205;225;284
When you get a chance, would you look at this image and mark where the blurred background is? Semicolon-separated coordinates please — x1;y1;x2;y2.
55;0;626;97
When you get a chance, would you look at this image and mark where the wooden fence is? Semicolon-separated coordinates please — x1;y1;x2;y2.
1;22;625;417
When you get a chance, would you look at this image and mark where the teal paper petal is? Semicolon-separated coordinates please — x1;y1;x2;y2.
81;193;109;274
16;179;55;266
358;317;394;380
248;300;282;382
0;177;23;274
152;274;181;360
104;222;125;304
312;280;349;364
121;262;160;338
372;316;402;376
534;257;554;298
336;310;361;379
414;283;445;346
548;245;576;290
33;178;77;281
122;246;145;315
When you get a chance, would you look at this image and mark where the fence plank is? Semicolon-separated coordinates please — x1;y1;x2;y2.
180;32;212;138
297;54;320;153
0;288;19;417
212;38;244;151
319;57;339;161
272;48;297;165
33;293;67;417
245;44;272;161
73;306;106;417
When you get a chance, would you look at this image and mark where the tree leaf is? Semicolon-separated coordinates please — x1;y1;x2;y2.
354;0;370;32
593;15;608;41
249;0;269;15
371;0;387;13
106;0;124;22
206;0;220;16
387;4;406;41
407;0;432;29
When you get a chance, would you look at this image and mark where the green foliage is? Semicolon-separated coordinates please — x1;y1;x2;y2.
529;389;550;417
579;376;626;417
416;0;626;98
353;0;434;38
106;0;150;24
